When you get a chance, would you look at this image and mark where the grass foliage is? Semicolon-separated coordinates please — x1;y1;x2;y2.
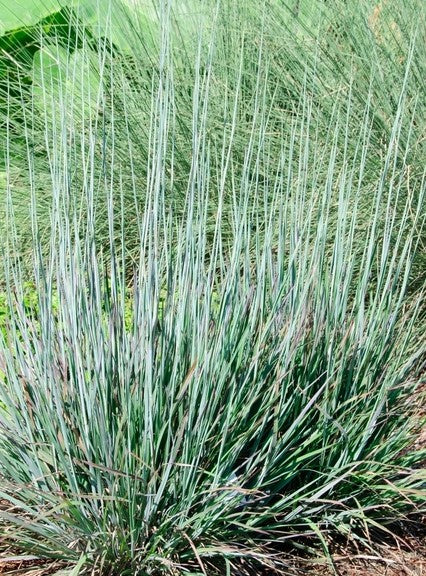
1;0;425;280
0;0;425;574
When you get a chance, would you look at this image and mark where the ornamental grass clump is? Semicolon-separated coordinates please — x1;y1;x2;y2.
0;1;425;575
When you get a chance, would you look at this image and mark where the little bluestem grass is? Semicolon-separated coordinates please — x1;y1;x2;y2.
0;1;425;574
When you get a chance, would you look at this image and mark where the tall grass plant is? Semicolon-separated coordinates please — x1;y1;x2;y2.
0;1;425;574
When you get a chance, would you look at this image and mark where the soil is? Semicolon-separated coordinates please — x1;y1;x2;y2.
1;535;425;576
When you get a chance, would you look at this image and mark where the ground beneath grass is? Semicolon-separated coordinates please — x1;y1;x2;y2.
311;536;426;576
1;514;425;576
1;540;425;575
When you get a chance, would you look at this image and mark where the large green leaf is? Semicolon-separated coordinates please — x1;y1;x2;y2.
0;0;151;43
0;0;65;34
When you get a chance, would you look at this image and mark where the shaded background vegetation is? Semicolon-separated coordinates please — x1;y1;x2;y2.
0;0;424;290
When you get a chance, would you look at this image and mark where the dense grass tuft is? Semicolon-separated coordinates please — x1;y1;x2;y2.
0;1;425;574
